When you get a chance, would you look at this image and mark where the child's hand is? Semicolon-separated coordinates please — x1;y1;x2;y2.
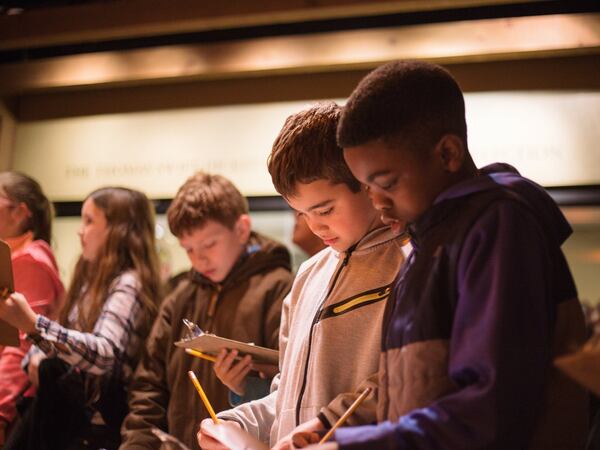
272;417;325;450
0;292;37;334
251;362;279;379
197;418;239;450
213;349;252;395
292;430;321;448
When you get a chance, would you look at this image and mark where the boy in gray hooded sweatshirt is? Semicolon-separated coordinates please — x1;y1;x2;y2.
198;102;407;450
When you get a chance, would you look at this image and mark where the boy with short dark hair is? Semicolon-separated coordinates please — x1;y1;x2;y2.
198;102;407;449
120;172;294;450
309;60;587;450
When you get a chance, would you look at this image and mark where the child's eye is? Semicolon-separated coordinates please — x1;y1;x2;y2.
378;178;397;191
316;208;333;217
203;241;216;250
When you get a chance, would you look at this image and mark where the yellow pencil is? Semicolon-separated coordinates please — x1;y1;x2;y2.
319;387;372;444
188;370;220;424
185;348;217;363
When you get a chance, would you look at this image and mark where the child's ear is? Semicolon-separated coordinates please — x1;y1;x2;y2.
235;214;252;244
436;134;466;173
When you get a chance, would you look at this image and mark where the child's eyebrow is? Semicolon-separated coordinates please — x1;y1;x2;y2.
307;199;334;212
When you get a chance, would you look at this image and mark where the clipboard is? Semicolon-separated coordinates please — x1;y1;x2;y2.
0;239;19;347
175;333;279;365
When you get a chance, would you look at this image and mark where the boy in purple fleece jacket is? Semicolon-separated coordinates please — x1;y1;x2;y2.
298;60;588;450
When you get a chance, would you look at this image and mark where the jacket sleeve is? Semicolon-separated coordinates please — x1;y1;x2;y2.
318;371;379;428
28;274;141;376
120;296;173;450
335;202;554;450
262;269;294;349
0;258;61;425
216;289;293;443
218;381;279;443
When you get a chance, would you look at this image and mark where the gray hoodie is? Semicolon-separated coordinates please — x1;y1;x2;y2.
217;226;407;445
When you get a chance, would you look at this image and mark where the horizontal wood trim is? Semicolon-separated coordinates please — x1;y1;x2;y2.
1;12;598;96
51;187;600;217
0;0;543;51
13;54;600;121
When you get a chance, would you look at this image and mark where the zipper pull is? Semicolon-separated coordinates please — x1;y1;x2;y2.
342;243;357;267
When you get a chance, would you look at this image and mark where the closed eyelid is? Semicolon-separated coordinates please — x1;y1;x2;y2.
316;207;333;216
377;177;397;188
307;199;334;212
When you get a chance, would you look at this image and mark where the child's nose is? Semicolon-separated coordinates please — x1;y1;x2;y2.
192;252;208;266
304;216;325;233
369;190;391;211
310;219;328;232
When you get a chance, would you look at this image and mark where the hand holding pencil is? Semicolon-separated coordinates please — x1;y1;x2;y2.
290;387;373;448
186;347;255;396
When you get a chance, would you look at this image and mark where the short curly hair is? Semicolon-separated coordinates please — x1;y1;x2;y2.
337;60;467;151
268;101;361;198
167;172;248;237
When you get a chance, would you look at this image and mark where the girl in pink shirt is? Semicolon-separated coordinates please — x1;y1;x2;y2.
0;172;64;445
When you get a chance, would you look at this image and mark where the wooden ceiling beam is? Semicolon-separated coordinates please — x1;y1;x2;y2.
0;12;598;95
13;54;600;122
0;0;546;50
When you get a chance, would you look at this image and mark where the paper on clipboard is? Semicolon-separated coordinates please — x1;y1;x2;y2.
175;333;278;365
0;239;19;347
201;420;269;450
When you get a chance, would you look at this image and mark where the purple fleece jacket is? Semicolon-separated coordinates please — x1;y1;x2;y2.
334;163;579;450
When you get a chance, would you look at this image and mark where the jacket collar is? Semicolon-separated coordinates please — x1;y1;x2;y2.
335;225;404;260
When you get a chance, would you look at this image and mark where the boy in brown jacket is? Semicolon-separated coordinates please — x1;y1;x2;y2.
120;172;294;450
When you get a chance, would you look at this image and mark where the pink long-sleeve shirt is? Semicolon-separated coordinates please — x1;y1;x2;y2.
0;233;64;425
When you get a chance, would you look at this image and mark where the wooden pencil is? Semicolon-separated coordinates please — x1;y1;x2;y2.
185;348;218;363
188;370;220;424
319;387;372;444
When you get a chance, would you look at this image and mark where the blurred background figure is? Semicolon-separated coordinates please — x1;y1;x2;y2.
0;186;162;450
0;171;64;447
292;212;326;258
